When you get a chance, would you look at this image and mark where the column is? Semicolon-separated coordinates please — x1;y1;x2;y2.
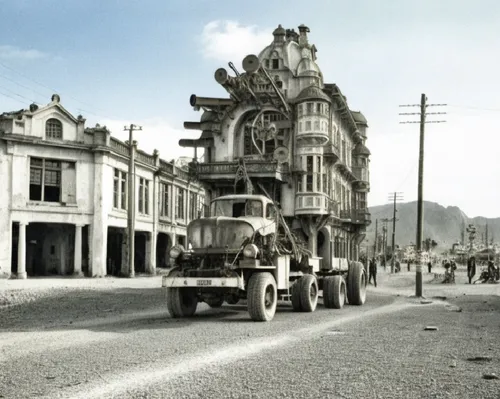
17;222;27;279
145;232;156;275
74;224;84;276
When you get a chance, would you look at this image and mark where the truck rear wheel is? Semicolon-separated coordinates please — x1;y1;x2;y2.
323;276;346;309
247;272;277;322
299;274;318;312
291;280;302;311
166;287;198;318
347;261;367;305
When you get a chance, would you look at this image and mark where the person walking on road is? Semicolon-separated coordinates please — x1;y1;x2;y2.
369;258;377;287
427;261;432;273
407;260;411;272
467;256;476;284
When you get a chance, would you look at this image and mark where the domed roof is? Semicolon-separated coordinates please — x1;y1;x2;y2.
297;58;320;77
353;142;371;156
351;111;367;125
273;24;286;36
293;85;331;103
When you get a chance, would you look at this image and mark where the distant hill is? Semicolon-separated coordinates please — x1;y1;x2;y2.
365;201;500;251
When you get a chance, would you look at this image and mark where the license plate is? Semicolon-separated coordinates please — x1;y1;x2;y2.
196;279;212;286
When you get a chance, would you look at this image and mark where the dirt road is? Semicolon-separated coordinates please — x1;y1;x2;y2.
1;271;499;398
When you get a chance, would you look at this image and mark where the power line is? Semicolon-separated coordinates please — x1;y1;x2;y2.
0;83;39;104
0;60;116;118
448;104;500;113
0;71;49;100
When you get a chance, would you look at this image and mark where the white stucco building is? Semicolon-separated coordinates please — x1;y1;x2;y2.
0;95;204;279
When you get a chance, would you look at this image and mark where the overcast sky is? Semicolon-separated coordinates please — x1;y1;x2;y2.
1;0;499;217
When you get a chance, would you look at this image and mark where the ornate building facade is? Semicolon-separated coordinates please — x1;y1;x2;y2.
0;95;204;278
181;24;371;269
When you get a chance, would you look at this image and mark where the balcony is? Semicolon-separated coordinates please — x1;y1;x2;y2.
295;193;337;216
323;144;340;162
340;209;371;225
196;160;288;182
352;166;370;191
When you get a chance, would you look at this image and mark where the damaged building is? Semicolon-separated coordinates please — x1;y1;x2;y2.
0;95;204;278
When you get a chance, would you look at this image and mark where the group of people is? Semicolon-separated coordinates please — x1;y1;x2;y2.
468;256;500;284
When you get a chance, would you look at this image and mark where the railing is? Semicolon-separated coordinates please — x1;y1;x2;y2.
295;192;332;215
136;150;156;166
110;138;129;156
197;160;288;176
339;208;371;224
159;159;174;174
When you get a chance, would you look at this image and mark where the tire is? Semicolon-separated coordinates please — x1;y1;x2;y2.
347;261;367;306
205;296;224;308
166;287;198;318
291;280;302;312
299;274;318;312
330;276;346;309
247;272;277;322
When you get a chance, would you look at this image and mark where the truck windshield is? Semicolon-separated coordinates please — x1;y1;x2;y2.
212;199;263;217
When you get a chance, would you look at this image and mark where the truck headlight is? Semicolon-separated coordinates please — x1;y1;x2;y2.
169;245;184;260
243;243;259;259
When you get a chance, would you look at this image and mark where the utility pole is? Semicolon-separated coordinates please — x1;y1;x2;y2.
373;218;378;260
381;218;393;270
486;223;489;261
399;94;446;297
123;124;142;278
387;192;404;273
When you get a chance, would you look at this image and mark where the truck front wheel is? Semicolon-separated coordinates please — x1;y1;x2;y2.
323;276;346;309
247;272;277;322
166;287;198;318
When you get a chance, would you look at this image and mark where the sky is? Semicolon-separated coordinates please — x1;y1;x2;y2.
1;0;499;217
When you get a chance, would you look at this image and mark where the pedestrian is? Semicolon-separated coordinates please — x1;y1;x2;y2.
407;260;411;272
427;261;432;273
368;258;377;287
467;256;476;284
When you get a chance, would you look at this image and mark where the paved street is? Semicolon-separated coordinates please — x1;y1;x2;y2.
1;273;499;398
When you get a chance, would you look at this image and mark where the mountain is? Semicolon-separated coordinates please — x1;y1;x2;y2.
365;201;500;251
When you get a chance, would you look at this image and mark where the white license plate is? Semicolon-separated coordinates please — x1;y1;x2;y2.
196;279;212;286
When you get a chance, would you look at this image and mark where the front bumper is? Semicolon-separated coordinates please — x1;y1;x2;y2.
162;275;245;290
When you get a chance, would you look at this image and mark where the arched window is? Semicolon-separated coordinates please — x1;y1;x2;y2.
46;118;63;139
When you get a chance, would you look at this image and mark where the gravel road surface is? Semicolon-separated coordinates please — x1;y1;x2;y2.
1;271;499;398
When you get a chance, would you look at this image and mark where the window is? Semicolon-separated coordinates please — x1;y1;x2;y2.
316;157;321;192
113;169;127;210
45;118;63;139
160;183;170;218
175;187;185;219
306;103;313;114
316;103;322;114
305;121;311;131
298;104;303;116
138;178;150;214
306;156;313;192
272;59;279;69
265;59;270;68
189;192;197;221
30;158;62;202
314;120;320;131
266;204;276;219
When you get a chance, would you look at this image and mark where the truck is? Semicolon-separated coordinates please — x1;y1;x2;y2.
162;194;367;322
